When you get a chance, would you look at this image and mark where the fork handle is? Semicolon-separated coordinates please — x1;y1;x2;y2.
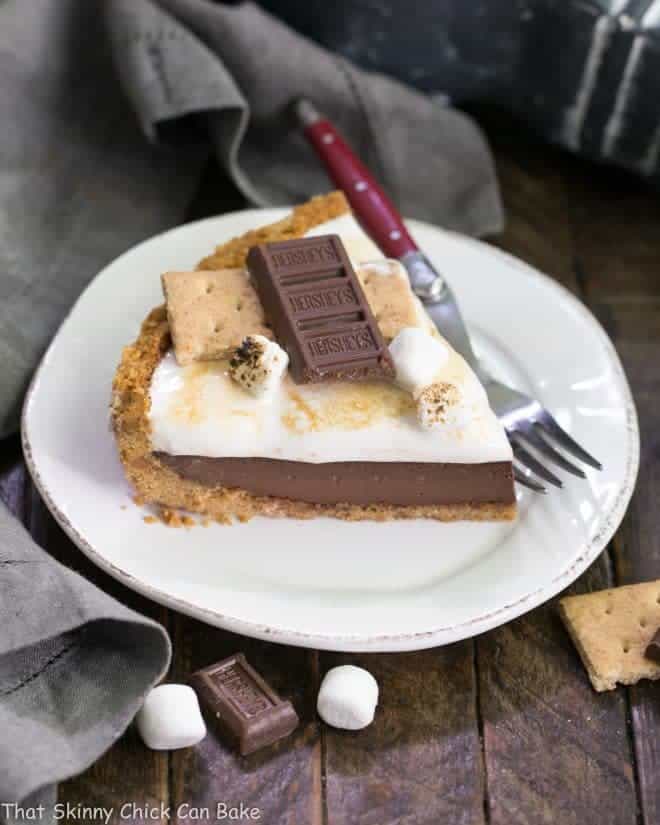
297;101;418;259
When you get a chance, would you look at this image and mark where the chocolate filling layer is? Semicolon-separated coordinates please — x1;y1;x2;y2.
155;453;515;507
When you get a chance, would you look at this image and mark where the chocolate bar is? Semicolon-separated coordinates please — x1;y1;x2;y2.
645;628;660;663
190;653;299;755
246;235;394;384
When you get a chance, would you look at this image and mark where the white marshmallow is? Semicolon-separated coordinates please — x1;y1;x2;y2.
317;666;379;730
136;684;206;751
388;327;449;394
416;381;467;430
228;335;289;398
359;258;405;277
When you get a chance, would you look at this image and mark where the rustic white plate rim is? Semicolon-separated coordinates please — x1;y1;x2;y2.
22;209;640;652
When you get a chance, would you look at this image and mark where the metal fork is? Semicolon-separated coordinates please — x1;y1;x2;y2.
407;250;602;491
405;253;603;493
296;99;603;492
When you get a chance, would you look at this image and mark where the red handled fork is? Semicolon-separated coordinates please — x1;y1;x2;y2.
295;99;602;493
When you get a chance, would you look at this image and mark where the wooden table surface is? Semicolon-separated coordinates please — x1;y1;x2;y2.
1;115;658;825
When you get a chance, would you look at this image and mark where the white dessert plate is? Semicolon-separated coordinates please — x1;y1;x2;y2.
22;209;639;652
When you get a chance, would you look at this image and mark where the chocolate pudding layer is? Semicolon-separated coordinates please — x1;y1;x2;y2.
155;454;515;507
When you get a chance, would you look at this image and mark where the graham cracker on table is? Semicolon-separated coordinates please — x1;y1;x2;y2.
559;580;660;692
356;260;423;341
162;269;272;365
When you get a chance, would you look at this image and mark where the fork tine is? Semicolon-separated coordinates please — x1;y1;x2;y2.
511;438;563;487
514;465;547;493
537;412;603;470
517;426;586;478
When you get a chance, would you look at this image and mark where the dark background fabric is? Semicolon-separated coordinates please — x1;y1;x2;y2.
259;0;660;184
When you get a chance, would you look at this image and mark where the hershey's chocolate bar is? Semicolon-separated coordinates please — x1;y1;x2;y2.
190;653;299;756
645;628;660;663
246;235;394;384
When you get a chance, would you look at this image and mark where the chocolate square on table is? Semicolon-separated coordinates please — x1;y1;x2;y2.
190;653;299;756
247;235;394;384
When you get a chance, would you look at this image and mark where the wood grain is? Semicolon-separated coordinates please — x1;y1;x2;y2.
321;647;485;825
477;564;637;825
169;620;321;825
568;164;660;825
477;119;638;825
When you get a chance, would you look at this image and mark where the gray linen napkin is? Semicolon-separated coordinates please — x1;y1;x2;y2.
0;0;206;441
1;0;181;812
0;502;171;819
0;0;502;812
107;0;503;232
1;0;503;440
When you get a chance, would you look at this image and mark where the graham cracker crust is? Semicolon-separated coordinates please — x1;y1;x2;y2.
111;191;516;523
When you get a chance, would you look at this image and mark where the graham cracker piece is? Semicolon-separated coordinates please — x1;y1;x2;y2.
162;269;271;365
356;260;424;341
559;580;660;691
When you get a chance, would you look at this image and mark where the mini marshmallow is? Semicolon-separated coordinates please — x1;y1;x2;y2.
228;334;289;398
359;258;403;277
416;381;463;430
136;684;206;751
388;327;449;394
317;665;379;730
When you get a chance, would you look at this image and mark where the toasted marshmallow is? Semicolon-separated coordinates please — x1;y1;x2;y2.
388;327;449;394
317;666;379;730
136;684;206;751
416;381;469;430
228;335;289;398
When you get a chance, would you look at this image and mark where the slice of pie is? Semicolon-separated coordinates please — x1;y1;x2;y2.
111;191;515;523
